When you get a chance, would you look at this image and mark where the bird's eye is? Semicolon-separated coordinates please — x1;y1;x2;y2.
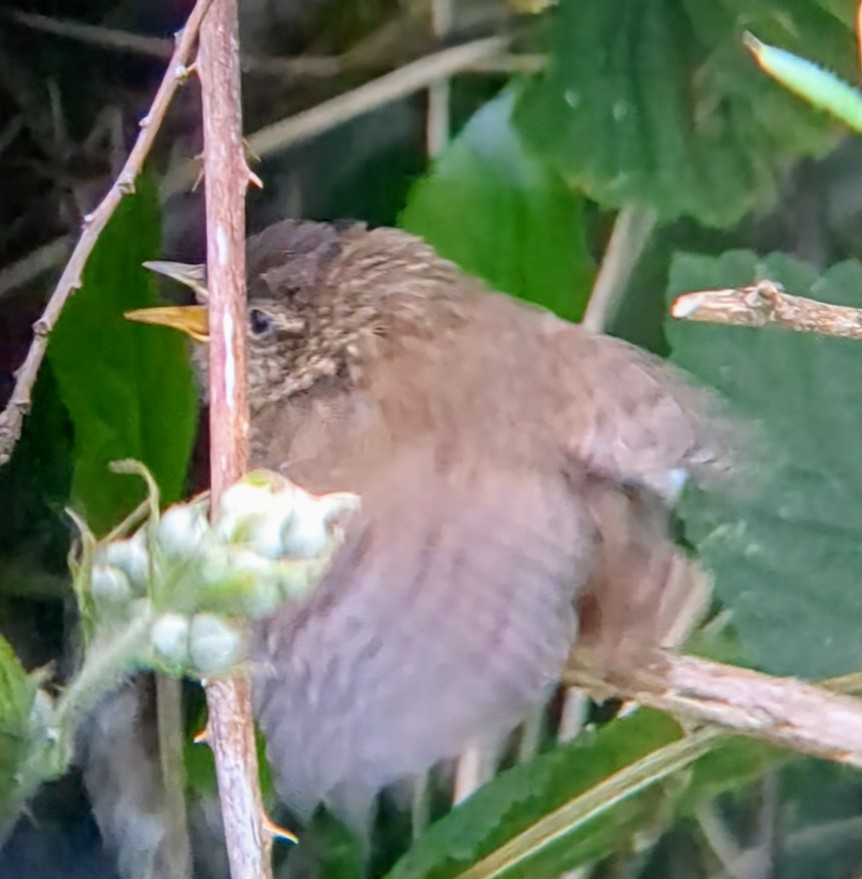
249;308;273;336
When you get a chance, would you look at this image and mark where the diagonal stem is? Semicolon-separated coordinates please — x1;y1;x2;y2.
0;0;213;467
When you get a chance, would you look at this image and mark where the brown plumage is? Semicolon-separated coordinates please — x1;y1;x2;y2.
144;219;733;834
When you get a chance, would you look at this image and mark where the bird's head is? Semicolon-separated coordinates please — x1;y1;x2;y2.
126;220;468;408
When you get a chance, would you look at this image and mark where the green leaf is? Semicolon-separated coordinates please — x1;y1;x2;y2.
299;809;365;879
385;714;778;879
47;182;198;534
514;0;856;227
0;365;72;575
0;635;37;827
676;736;778;814
667;251;862;677
400;87;594;322
385;711;703;879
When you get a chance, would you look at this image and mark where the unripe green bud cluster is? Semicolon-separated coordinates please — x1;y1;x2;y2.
150;611;244;675
83;470;358;678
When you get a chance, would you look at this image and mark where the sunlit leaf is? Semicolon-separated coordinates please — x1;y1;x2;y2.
401;87;593;322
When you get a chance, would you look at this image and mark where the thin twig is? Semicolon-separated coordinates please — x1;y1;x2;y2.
0;115;23;159
468;53;546;74
4;8;534;81
426;0;453;157
696;802;750;879
698;777;778;879
0;1;212;467
4;10;177;62
703;814;862;879
671;279;862;340
581;205;657;333
197;1;270;877
162;35;507;196
3;9;346;78
454;744;499;805
0;237;72;299
156;677;193;879
557;689;589;743
0;38;512;302
246;37;505;157
565;650;862;769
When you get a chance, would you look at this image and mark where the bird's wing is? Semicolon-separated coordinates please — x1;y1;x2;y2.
533;320;726;661
542;321;736;501
253;448;594;829
575;476;710;663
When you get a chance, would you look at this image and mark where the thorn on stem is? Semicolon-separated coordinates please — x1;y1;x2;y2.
242;137;261;164
117;173;136;195
189;153;205;192
173;63;192;84
262;813;298;845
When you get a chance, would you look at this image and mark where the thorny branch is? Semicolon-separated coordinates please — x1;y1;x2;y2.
0;36;511;302
165;35;507;196
566;650;862;768
671;279;862;340
0;0;214;467
196;1;271;877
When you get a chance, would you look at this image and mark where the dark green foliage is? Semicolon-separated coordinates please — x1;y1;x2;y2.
385;711;686;879
385;717;775;879
515;0;856;226
668;252;862;676
0;366;72;581
0;635;37;833
46;181;198;534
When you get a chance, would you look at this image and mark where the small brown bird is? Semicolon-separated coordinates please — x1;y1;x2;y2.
131;220;731;834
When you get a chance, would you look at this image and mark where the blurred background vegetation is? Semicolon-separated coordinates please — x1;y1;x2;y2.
2;0;862;877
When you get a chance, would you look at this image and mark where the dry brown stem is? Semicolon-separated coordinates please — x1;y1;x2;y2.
197;1;270;877
671;280;862;340
4;9;347;77
0;0;212;466
566;650;862;768
163;35;506;196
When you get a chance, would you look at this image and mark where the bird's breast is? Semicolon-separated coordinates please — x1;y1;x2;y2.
253;450;596;824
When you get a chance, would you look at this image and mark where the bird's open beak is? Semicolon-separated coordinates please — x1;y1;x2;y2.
124;304;210;341
142;260;209;300
125;260;211;341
